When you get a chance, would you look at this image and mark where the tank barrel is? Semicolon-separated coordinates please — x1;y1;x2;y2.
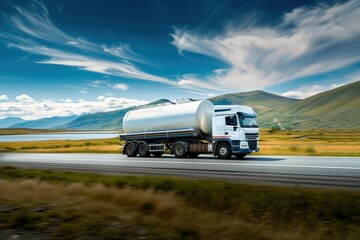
123;100;213;135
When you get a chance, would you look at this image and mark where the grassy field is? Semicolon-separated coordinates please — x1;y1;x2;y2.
0;166;359;239
0;129;359;156
255;129;360;156
0;128;73;135
0;138;119;153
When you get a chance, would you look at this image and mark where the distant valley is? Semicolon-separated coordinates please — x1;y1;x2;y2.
1;81;359;130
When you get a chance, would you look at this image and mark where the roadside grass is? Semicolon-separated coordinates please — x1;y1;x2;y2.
0;166;359;239
0;138;119;153
254;129;360;156
0;128;73;135
0;129;359;156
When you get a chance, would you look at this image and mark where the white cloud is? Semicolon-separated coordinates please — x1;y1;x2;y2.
88;80;129;91
0;95;8;100
88;80;108;88
79;90;90;94
15;94;35;103
112;83;129;90
171;0;360;91
97;95;105;101
0;95;148;120
281;83;345;99
178;79;194;85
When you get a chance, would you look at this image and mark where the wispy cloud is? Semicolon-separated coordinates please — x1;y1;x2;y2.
79;90;90;94
111;83;129;91
281;84;345;99
1;1;175;85
87;80;129;91
171;0;360;91
87;80;109;89
0;94;148;120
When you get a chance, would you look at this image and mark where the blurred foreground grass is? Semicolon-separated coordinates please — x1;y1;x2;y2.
0;166;359;240
0;129;359;156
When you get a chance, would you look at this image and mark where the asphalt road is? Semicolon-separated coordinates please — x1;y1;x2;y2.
1;153;359;189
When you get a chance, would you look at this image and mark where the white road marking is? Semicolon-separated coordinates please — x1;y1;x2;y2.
2;156;360;170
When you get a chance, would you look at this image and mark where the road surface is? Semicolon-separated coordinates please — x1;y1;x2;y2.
1;153;359;189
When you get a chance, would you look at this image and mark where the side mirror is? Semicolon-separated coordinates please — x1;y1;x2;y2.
233;126;238;131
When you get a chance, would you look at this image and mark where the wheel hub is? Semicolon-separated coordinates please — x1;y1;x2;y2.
219;147;227;155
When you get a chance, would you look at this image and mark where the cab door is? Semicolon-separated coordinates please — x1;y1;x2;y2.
224;115;240;140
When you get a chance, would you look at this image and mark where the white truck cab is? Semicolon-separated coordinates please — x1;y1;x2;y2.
213;105;260;157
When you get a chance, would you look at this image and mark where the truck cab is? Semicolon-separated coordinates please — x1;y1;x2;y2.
213;105;260;159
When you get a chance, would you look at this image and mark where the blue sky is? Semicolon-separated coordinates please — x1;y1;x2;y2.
0;0;359;119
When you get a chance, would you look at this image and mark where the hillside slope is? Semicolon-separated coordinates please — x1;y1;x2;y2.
10;115;78;129
0;117;25;128
260;81;360;129
209;90;299;115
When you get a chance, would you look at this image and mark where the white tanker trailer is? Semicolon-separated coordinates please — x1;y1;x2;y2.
119;100;259;159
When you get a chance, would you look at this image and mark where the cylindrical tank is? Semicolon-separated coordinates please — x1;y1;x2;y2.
123;100;213;134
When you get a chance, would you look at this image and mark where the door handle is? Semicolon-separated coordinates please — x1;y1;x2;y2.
225;132;228;135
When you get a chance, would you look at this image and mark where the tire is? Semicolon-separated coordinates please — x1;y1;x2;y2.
216;143;232;159
124;142;137;157
173;142;187;158
138;142;150;157
152;152;163;157
188;152;200;158
234;153;247;159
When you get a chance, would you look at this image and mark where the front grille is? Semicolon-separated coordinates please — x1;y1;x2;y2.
248;140;257;150
245;133;259;140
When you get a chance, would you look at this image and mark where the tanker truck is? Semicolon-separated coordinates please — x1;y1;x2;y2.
119;100;259;159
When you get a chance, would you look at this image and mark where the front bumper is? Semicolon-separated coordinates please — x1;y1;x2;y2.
232;140;259;154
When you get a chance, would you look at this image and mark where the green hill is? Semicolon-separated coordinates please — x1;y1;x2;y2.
10;115;78;129
260;81;360;129
209;90;299;115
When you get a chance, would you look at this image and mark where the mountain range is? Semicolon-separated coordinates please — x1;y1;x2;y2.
10;115;79;129
1;81;359;130
0;117;26;128
60;99;172;130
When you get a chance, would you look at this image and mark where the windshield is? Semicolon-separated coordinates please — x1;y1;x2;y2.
237;112;258;128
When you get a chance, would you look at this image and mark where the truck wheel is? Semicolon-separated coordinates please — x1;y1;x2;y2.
173;143;187;158
216;143;232;159
124;142;137;157
152;152;163;157
188;153;200;158
234;153;247;159
138;142;150;157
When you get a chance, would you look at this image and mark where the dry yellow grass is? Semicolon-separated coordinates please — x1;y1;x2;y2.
255;129;360;156
0;129;359;156
0;138;119;153
0;128;71;135
1;178;357;240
